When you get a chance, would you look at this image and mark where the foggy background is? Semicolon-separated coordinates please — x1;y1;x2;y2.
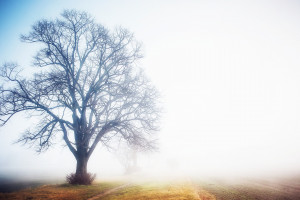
1;0;300;181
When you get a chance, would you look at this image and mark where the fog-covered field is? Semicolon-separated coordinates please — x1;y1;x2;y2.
1;176;300;200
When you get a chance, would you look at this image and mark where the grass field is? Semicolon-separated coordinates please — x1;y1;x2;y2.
0;179;299;200
0;182;122;200
99;182;211;200
197;178;300;200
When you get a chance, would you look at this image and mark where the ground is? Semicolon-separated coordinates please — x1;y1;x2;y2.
0;178;300;200
0;182;121;200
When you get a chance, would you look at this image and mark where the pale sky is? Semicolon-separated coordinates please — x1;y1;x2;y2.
1;0;300;180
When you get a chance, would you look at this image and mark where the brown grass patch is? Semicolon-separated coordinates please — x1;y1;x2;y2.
196;180;300;200
100;182;201;200
0;181;121;200
198;189;216;200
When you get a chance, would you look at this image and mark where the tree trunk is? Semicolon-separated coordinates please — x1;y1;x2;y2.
76;154;88;176
71;148;94;185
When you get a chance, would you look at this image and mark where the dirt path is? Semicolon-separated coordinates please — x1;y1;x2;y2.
87;183;131;200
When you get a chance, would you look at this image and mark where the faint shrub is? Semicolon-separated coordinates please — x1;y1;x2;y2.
66;173;96;185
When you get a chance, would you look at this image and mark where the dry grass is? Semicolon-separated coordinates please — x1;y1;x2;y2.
196;179;300;200
0;181;121;200
100;182;216;200
0;180;217;200
3;179;297;200
198;189;216;200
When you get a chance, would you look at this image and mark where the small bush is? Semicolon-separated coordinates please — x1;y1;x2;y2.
66;173;96;185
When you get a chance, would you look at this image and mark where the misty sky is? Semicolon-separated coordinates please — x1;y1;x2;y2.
1;0;300;180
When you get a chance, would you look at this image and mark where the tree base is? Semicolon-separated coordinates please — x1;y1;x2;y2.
66;172;96;185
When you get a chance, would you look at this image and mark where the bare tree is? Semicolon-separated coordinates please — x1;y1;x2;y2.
0;10;160;184
116;143;139;175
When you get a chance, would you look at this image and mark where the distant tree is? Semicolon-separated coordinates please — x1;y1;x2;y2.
116;144;139;175
0;10;160;184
